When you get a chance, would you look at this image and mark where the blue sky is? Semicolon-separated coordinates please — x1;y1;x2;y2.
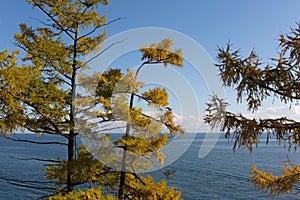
103;1;300;59
2;1;300;58
1;1;300;132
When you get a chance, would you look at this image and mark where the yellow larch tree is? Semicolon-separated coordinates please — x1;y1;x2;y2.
0;1;184;199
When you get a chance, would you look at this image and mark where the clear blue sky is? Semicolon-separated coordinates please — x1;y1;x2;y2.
1;1;300;58
1;1;300;131
102;0;300;60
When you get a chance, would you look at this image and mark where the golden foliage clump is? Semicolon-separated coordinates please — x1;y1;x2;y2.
140;38;183;68
125;174;182;200
251;163;300;196
50;187;117;200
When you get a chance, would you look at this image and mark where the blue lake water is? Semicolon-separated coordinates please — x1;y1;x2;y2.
0;133;299;199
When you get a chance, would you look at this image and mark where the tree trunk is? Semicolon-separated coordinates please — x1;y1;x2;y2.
118;162;126;199
118;93;135;199
66;24;78;193
67;131;75;192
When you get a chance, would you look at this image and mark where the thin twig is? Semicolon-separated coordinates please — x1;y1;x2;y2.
77;18;123;41
78;39;126;69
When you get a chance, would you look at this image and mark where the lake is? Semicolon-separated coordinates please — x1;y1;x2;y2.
0;133;299;199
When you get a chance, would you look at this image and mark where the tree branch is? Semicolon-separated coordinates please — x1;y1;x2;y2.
0;176;56;191
78;39;126;69
4;90;65;137
77;18;123;41
31;0;75;40
5;137;67;146
9;155;61;163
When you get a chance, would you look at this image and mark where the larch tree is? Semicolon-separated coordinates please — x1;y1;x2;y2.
205;22;300;197
0;0;184;199
74;38;184;199
0;0;112;196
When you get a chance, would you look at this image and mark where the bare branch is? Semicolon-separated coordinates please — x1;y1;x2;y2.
78;18;123;40
9;155;61;163
0;176;56;191
23;125;68;138
5;137;67;146
30;17;53;27
0;176;52;184
78;39;126;69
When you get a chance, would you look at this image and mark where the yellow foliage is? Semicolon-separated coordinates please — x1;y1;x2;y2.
251;163;300;196
50;187;117;200
142;87;169;107
125;174;182;200
45;146;119;188
140;38;183;68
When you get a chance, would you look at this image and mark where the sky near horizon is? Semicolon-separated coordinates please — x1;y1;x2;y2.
1;1;300;132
